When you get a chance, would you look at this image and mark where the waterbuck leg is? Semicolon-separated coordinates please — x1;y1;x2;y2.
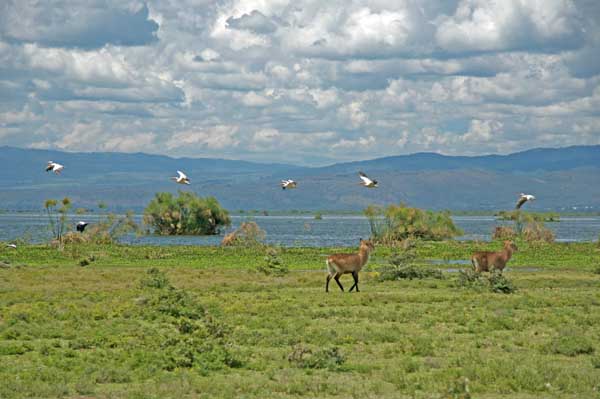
349;271;359;292
350;271;360;292
326;274;332;292
334;273;344;292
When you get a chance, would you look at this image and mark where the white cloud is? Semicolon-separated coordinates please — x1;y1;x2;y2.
0;0;599;164
166;125;240;150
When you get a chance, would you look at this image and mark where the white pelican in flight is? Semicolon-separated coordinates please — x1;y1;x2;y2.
516;193;536;209
45;161;64;174
171;170;190;185
281;179;297;190
359;171;378;188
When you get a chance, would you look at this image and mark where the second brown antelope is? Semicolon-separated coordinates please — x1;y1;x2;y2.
471;240;518;273
325;238;375;292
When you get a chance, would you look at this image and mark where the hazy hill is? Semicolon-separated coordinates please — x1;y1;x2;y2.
1;145;599;212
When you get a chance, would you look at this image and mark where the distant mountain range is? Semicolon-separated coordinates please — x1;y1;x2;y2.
1;145;599;212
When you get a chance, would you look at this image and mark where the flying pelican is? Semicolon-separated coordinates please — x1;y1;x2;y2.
281;179;297;190
516;193;536;209
45;161;64;174
76;221;88;232
359;171;378;188
171;170;190;185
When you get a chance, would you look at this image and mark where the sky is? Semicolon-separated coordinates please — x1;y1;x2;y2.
0;0;599;166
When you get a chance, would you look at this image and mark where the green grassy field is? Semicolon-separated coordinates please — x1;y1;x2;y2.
1;241;599;398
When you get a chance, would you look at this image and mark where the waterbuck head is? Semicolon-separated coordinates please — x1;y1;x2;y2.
504;240;518;252
359;238;375;253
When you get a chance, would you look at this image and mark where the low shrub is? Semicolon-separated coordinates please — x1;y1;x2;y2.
221;221;265;247
256;247;288;276
487;270;516;294
548;331;595;357
522;220;555;243
137;268;240;372
456;269;516;294
492;226;517;240
287;344;345;370
378;240;443;281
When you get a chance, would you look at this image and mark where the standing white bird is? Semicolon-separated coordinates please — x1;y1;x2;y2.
76;221;89;232
45;161;64;174
359;171;378;188
281;179;297;190
516;193;536;209
171;170;190;185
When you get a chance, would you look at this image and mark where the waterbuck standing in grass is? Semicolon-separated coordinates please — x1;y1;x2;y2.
471;240;518;273
325;239;375;292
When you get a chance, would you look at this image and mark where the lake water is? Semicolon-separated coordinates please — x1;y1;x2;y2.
1;214;598;247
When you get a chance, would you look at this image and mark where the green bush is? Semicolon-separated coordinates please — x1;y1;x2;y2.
548;331;595;357
377;240;443;281
365;204;461;243
137;268;240;372
456;269;516;294
287;344;345;370
256;247;288;276
488;270;516;294
143;191;230;235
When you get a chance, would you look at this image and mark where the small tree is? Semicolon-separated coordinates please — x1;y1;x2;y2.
143;191;230;235
44;197;71;245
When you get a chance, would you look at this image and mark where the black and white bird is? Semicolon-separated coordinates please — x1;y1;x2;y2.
171;170;190;185
281;179;297;190
76;221;88;232
516;193;536;209
45;161;64;174
6;244;17;249
359;171;378;188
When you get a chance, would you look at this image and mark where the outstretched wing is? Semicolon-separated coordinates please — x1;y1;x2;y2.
515;196;527;209
177;170;187;179
358;172;373;185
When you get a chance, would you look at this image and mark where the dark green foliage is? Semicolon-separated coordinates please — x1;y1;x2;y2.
378;240;443;281
487;270;516;294
143;191;230;235
548;331;595;357
256;247;288;275
456;268;487;289
446;377;472;399
456;269;516;294
496;210;560;222
140;267;171;289
287;344;345;370
78;255;97;267
379;265;444;281
365;204;461;243
138;268;240;371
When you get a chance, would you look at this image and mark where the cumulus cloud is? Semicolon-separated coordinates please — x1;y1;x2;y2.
166;125;240;150
0;0;599;164
0;2;159;49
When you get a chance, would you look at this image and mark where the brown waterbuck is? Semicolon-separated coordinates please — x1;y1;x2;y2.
471;240;518;273
325;239;375;292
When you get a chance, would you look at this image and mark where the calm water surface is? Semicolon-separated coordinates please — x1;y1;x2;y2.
1;214;598;247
